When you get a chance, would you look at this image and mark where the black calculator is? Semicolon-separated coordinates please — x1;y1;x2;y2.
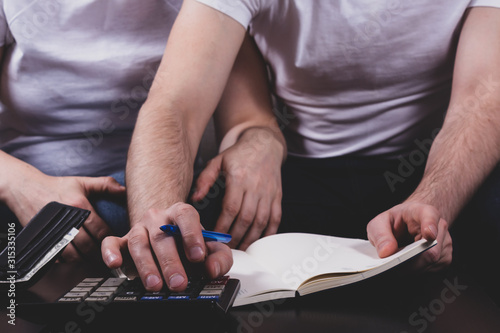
58;275;239;310
17;274;240;321
14;275;240;333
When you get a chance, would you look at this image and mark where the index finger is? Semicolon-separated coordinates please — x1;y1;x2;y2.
403;204;439;242
148;204;207;291
215;184;244;233
167;203;207;263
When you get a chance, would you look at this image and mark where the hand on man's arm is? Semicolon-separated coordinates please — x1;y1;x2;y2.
367;7;500;271
101;0;247;291
192;34;287;250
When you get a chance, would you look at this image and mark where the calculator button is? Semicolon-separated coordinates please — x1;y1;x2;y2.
206;277;229;285
199;289;223;296
141;296;165;301
64;292;89;298
85;296;110;302
197;295;219;300
71;287;93;293
101;277;127;287
202;284;225;290
114;296;138;302
89;291;114;298
96;286;119;293
77;282;100;288
58;297;83;302
82;278;104;283
115;290;142;297
167;295;191;300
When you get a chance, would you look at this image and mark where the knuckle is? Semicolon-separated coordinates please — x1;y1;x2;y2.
128;229;146;248
239;214;254;228
173;204;196;219
254;217;268;229
230;167;247;181
144;207;162;220
96;229;111;241
101;176;114;187
272;210;282;224
66;197;88;209
420;203;440;218
426;248;440;264
275;189;283;201
440;219;449;230
150;231;164;244
159;258;180;275
223;203;239;218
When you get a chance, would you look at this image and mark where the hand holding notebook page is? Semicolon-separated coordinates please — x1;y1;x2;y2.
228;233;436;306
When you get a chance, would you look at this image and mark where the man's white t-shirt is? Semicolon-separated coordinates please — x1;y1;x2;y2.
0;0;182;176
197;0;500;158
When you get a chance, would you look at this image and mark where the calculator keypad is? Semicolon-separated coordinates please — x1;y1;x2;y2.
57;276;230;303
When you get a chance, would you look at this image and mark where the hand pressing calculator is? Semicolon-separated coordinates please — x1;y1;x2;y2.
7;202;241;329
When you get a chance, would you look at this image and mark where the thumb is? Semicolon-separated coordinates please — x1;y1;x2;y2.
101;236;125;268
192;156;222;202
81;176;126;195
367;214;399;258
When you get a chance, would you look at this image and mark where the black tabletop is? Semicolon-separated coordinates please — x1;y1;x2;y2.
2;259;500;333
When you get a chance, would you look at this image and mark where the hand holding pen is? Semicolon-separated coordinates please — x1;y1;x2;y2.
160;224;232;243
102;203;234;292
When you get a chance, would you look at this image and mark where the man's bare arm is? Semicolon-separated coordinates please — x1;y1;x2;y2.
368;7;500;270
103;0;247;291
407;7;500;223
126;0;247;224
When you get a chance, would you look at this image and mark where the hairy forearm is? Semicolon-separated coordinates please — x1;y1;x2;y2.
126;100;197;225
408;94;500;223
407;8;500;224
125;1;246;225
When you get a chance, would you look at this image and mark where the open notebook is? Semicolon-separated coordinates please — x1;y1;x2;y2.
228;233;436;306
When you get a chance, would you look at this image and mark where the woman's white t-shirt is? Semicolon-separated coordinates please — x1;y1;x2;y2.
0;0;182;176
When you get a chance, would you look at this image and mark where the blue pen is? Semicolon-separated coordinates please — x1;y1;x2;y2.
159;225;232;243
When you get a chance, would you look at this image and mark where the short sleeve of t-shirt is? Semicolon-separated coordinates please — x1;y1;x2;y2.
196;0;500;28
469;0;500;7
195;0;260;28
